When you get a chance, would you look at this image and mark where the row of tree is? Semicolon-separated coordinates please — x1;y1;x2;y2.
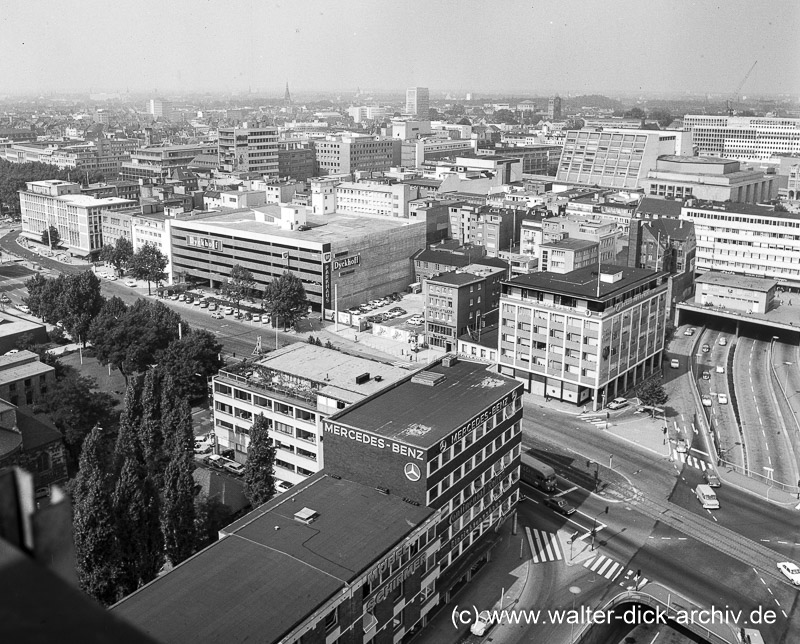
100;238;169;294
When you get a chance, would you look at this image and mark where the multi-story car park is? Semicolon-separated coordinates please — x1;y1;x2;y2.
681;200;800;290
498;265;668;408
169;204;426;313
211;343;408;488
113;356;524;644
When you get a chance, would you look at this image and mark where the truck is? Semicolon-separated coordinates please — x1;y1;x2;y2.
520;454;557;492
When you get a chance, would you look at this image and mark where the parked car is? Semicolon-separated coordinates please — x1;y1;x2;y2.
211;312;224;319
670;359;680;369
178;294;186;302
125;279;137;287
719;336;727;346
684;327;696;336
224;306;234;315
607;397;628;410
543;496;576;516
204;454;225;470
703;472;722;488
170;294;179;300
208;303;217;311
224;461;245;476
702;344;710;353
0;294;9;303
702;371;711;380
676;438;688;453
777;561;800;586
702;395;712;407
200;300;209;308
718;393;728;404
193;441;213;455
4;349;19;356
252;314;261;323
17;305;30;314
106;274;117;281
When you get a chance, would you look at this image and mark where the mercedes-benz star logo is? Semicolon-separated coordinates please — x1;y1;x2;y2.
404;462;421;482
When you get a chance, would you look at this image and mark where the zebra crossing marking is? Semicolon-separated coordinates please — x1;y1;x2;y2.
583;555;649;588
528;528;563;563
672;449;708;471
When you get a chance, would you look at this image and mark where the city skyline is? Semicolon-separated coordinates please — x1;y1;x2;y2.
1;0;798;97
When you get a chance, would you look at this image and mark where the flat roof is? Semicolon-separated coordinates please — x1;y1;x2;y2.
0;315;46;337
112;474;432;644
171;206;421;246
428;270;482;286
540;238;598;250
55;194;134;208
505;264;666;301
658;155;737;166
684;200;794;218
221;344;409;404
331;359;519;448
695;271;777;292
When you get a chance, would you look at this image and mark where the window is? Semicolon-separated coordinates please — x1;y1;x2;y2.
274;402;293;416
297;428;315;443
253;394;271;408
296;408;315;422
324;608;338;632
233;388;251;402
274;421;293;435
214;382;231;395
234;408;252;420
215;401;232;414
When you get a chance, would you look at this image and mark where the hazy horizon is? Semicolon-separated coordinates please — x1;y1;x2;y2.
1;0;798;97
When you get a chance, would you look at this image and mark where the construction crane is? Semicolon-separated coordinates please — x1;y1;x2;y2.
728;60;758;115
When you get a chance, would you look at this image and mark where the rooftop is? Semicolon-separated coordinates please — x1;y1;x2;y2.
540;238;598;250
505;264;666;301
331;359;519;448
695;271;778;292
684;200;790;218
112;474;433;644
636;197;683;218
657;155;738;167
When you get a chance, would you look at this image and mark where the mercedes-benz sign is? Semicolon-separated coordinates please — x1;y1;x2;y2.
404;462;421;482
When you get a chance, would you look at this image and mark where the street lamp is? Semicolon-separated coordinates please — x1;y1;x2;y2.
783;361;793;395
569;586;581;644
586;460;599;492
590;506;609;551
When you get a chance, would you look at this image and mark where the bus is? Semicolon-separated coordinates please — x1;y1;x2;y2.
520;454;557;492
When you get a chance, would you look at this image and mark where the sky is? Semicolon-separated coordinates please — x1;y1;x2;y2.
1;0;798;98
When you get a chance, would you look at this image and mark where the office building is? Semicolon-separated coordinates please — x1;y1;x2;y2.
210;343;408;486
169;205;426;312
113;357;523;644
641;155;777;203
217;126;279;177
693;272;776;315
547;96;562;121
20;180;136;258
406;87;430;118
276;139;315;182
120;143;218;182
424;264;506;351
556;129;691;189
539;238;599;274
498;265;668;407
335;180;419;218
542;215;618;263
683;115;800;161
314;134;400;176
149;98;172;121
448;204;526;257
401;137;478;168
478;144;562;175
680;200;800;288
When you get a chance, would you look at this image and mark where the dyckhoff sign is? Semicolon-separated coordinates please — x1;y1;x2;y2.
333;254;360;271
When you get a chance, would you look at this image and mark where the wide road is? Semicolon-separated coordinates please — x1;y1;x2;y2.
770;338;800;487
734;336;797;487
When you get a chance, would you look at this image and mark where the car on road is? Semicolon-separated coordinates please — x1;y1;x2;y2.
683;327;696;336
17;305;30;314
0;294;9;303
4;349;19;356
211;312;224;319
703;472;721;488
777;561;800;586
224;461;245;476
125;279;137;287
676;438;688;453
718;393;728;404
715;365;725;374
701;395;712;407
719;336;727;346
670;359;680;369
543;496;576;515
607;397;628;410
702;344;710;353
702;371;711;380
199;300;209;308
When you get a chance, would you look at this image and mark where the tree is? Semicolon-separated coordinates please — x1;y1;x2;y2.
41;225;60;249
221;264;256;314
112;388;164;596
159;330;223;400
60;271;103;344
648;108;673;128
635;380;669;416
193;495;233;550
492;109;518;125
624;107;645;120
73;424;120;606
37;373;119;464
457;117;472;126
262;271;310;330
24;273;66;322
99;237;134;277
130;242;168;295
243;414;276;506
428;108;442;121
160;379;197;566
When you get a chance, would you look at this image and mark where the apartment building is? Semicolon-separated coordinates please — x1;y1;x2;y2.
556;128;691;189
149;98;172;121
20;180;136;257
314;134;400;176
641;155;777;203
498;265;668;408
539;238;599;274
424;264;505;351
217;126;279;178
406;86;430;118
401;137;478;168
448;204;526;257
114;357;523;644
542;215;618;263
211;343;408;487
683;115;800;161
680;200;800;288
276;139;315;181
335;180;419;218
120;143;217;182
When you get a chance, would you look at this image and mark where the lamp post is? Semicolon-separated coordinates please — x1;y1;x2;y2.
569;586;581;644
590;506;609;551
783;361;793;395
587;460;599;492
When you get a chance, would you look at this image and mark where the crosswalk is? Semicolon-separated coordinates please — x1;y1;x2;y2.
671;449;708;471
583;554;648;588
582;414;607;427
528;528;563;563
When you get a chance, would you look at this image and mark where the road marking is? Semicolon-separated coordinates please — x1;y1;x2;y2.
761;539;770;542
778;540;788;545
556;486;578;496
529;528;562;563
677;537;687;541
660;537;671;540
782;610;788;619
767;587;773;595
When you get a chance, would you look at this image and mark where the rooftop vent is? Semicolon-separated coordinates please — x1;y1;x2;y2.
442;354;459;368
599;270;623;284
411;371;447;387
355;372;370;385
374;375;383;382
294;507;319;524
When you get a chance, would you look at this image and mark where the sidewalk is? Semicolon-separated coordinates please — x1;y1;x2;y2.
412;518;532;644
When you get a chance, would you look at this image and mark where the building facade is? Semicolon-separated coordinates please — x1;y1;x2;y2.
314;135;400;176
276;140;316;182
539;239;599;274
406;87;430;118
683;115;800;161
120;143;217;182
217;126;279;177
335;180;419;218
498;265;668;408
693;272;776;314
547;96;562;121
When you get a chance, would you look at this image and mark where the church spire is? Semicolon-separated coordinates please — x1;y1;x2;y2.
284;81;292;105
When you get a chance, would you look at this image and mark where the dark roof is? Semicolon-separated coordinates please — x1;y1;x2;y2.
540;238;597;250
17;411;63;451
331;360;519;449
458;322;500;350
0;427;22;457
505;264;666;301
428;271;482;286
641;218;694;242
474;256;509;270
414;249;472;267
635;197;683;218
112;474;433;644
